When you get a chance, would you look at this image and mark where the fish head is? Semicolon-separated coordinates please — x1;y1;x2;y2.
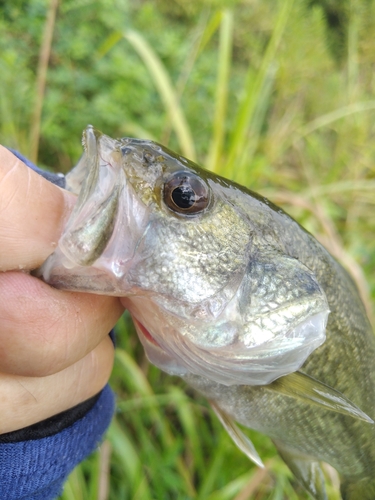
39;126;330;386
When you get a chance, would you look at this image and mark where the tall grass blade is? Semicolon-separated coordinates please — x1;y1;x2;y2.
296;100;375;139
347;0;361;101
115;348;153;396
0;86;18;149
107;418;152;499
224;0;293;178
306;179;375;197
114;349;196;496
29;0;59;163
197;10;222;57
96;31;123;60
196;436;226;500
205;471;264;500
60;464;88;500
207;9;233;173
123;30;196;160
161;9;211;146
97;440;111;500
168;386;204;475
235;62;277;185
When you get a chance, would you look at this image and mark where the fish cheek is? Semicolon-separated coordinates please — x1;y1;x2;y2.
128;222;247;307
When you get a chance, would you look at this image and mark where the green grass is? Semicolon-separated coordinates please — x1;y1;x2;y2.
1;0;375;498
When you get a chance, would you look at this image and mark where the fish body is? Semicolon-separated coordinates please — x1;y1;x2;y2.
40;126;375;499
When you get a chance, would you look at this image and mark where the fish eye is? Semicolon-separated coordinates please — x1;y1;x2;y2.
120;146;132;156
163;172;209;215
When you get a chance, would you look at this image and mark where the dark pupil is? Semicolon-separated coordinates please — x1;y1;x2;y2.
171;184;196;209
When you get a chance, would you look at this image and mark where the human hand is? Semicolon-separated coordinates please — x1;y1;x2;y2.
0;146;124;434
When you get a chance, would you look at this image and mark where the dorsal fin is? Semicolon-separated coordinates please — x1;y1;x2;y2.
266;371;373;423
210;401;264;468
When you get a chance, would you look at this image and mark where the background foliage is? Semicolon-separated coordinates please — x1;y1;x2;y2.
1;0;375;498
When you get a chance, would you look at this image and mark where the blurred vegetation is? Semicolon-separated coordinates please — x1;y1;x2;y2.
1;0;375;498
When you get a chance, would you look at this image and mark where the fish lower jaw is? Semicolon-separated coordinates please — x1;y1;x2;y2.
133;318;160;347
132;316;189;377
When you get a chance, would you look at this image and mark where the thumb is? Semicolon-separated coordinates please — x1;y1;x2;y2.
0;146;76;271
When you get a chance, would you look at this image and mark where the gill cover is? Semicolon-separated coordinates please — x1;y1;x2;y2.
39;125;330;386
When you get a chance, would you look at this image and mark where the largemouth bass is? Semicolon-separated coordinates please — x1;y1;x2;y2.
39;126;375;499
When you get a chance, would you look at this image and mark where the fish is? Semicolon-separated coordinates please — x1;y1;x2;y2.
38;125;375;500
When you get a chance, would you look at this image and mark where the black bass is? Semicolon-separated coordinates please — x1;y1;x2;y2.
39;126;375;500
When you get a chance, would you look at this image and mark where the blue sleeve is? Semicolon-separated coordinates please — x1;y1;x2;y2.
7;148;67;188
0;150;116;499
0;385;115;500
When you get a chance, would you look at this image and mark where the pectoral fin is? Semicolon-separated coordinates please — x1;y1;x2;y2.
273;440;327;500
210;401;264;468
266;371;373;423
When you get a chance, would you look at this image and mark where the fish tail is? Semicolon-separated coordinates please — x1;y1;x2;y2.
340;477;375;500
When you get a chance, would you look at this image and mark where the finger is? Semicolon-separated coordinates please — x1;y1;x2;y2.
0;336;114;434
0;271;124;376
0;146;76;271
